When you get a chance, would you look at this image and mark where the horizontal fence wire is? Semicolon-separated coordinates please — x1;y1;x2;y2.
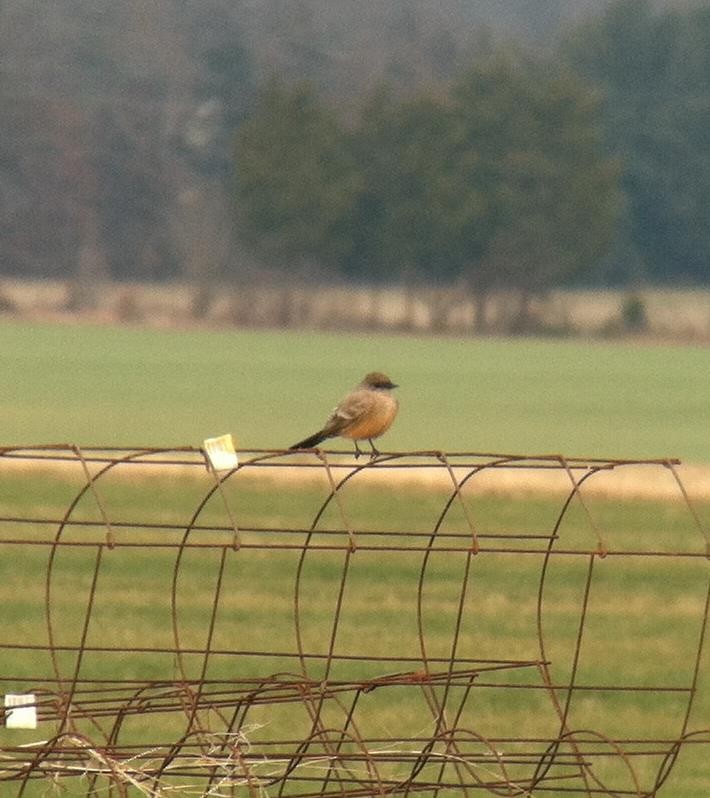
0;445;708;797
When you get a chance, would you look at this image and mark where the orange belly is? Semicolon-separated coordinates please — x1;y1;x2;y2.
341;397;398;440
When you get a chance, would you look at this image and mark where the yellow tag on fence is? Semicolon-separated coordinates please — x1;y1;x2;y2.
203;434;239;472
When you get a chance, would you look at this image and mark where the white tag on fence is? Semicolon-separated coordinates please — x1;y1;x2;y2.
203;434;239;472
5;694;38;729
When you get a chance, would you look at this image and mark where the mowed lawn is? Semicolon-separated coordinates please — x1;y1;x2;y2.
0;319;708;461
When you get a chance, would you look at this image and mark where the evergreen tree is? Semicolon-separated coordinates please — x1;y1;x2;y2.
564;0;710;283
345;88;483;284
451;54;621;322
234;81;361;268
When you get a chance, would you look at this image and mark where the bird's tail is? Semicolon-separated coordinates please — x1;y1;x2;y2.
289;430;329;450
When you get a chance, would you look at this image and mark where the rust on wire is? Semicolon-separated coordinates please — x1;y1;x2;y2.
0;445;707;796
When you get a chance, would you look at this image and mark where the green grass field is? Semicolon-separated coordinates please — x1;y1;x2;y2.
1;319;708;461
0;458;708;795
0;320;708;795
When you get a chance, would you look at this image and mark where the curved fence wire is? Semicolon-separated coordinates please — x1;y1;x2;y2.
0;445;708;796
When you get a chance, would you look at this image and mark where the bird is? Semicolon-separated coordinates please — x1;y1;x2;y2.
289;371;399;458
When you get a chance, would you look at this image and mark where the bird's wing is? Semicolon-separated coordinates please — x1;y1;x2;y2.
321;390;373;436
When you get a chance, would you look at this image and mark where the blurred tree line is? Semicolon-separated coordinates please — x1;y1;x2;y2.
0;0;255;299
1;0;708;309
235;61;620;328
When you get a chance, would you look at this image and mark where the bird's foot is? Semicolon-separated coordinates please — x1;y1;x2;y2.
368;439;380;459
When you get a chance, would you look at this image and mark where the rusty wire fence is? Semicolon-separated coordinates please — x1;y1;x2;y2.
0;445;708;797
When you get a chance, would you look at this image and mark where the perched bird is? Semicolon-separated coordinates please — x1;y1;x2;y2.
289;371;399;457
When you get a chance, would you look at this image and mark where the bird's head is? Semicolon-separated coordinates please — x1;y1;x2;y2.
362;372;398;390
